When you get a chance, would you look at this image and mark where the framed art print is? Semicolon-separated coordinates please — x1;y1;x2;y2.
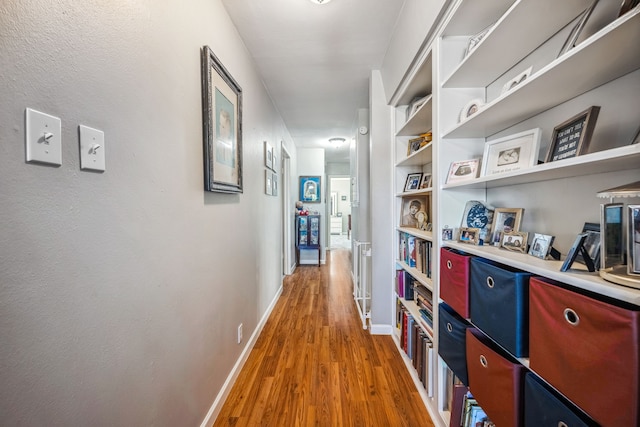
264;141;273;170
300;176;321;203
481;128;541;177
201;45;243;193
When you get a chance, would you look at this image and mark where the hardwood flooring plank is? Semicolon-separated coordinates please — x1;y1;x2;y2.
212;249;433;427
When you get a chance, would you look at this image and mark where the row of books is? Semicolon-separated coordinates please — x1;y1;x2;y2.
398;232;433;278
398;302;434;396
443;366;494;427
395;270;434;334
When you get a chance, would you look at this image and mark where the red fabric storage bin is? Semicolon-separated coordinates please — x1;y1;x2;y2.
529;277;640;427
466;328;525;427
440;247;472;318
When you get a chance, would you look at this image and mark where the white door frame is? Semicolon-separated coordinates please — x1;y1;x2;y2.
281;144;293;276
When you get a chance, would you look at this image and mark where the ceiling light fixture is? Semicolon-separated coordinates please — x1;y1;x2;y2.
329;137;345;147
309;0;332;4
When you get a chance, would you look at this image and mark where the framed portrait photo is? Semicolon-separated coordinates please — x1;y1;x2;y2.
490;208;524;245
481;128;541;177
404;172;423;192
500;231;528;253
458;227;480;245
528;233;555;259
201;45;243;193
400;196;429;230
545;106;600;163
300;176;321;203
446;159;480;184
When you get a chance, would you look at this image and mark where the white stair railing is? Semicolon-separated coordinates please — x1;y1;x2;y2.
352;240;371;329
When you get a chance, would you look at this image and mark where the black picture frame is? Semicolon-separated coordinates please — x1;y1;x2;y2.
404;172;423;192
560;233;590;272
201;45;243;193
575;222;601;270
545;106;600;163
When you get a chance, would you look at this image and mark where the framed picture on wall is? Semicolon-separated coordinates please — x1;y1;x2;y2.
481;128;541;177
300;176;321;203
264;141;273;170
201;45;243;193
545;106;600;163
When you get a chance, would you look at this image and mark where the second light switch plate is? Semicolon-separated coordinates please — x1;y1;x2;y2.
79;125;105;172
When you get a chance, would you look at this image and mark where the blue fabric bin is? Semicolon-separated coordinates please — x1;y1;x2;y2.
438;302;471;385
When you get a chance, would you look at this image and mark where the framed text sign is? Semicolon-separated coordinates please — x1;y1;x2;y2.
545;106;599;163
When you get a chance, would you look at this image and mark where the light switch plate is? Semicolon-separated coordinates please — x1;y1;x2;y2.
79;125;105;172
25;108;62;165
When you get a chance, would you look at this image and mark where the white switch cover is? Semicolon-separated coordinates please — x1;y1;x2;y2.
25;108;62;166
79;125;105;172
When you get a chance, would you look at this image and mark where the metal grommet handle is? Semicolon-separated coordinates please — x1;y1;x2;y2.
447;322;453;333
558;422;568;427
480;355;488;368
447;260;452;269
486;276;494;288
564;308;579;326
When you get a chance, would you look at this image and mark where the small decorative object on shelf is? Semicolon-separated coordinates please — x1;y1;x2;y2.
545;106;600;162
463;23;493;58
501;66;533;95
528;233;555;259
460;200;494;244
557;1;596;58
407;94;431;118
442;226;453;241
407;136;425;156
458;227;480;245
404;172;423;192
499;231;528;253
489;208;524;245
400;196;430;229
481;128;541;177
459;99;485;122
446;159;480;184
420;173;432;189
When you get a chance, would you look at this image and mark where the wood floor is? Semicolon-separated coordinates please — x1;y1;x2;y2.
213;249;435;427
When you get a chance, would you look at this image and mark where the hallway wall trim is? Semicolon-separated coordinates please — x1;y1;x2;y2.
370;324;393;335
200;284;284;427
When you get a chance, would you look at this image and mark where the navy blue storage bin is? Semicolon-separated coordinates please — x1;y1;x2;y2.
524;372;597;427
469;257;532;357
438;302;471;385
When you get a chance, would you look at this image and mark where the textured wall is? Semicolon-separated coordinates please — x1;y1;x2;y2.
0;0;295;425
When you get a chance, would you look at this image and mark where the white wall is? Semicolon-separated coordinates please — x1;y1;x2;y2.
0;1;295;425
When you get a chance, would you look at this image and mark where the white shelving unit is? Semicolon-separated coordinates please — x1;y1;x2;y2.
385;1;640;426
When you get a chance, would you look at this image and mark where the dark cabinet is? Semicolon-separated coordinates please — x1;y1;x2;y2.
296;214;320;266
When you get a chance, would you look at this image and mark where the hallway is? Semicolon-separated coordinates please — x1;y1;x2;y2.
213;249;434;426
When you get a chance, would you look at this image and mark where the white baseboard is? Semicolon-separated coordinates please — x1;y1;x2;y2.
298;260;326;265
369;324;393;335
199;284;283;427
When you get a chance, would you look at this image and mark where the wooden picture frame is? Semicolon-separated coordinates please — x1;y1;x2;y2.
201;45;243;193
446;159;480;184
300;176;321;203
407;137;424;156
490;208;524;245
458;227;480;245
500;231;528;253
545;106;600;163
420;173;432;189
400;196;429;230
481;129;541;177
404;172;423;192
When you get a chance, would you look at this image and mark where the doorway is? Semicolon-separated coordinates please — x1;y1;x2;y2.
328;176;351;250
281;145;293;276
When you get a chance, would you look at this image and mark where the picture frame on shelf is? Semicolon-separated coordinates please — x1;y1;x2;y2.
501;66;533;95
557;2;596;58
404;172;423;192
400;196;429;230
458;227;480;245
264;140;273;170
500;231;528;253
481;128;541;177
420;173;432;189
545;106;600;163
601;203;625;269
560;233;592;272
442;227;453;241
630;124;640;145
407;136;424;156
619;0;640;17
300;176;321;203
629;205;640;275
463;23;493;58
490;208;524;245
528;233;555;259
446;159;480;184
201;45;243;193
575;222;601;270
459;98;484;123
265;170;272;196
407;94;431;119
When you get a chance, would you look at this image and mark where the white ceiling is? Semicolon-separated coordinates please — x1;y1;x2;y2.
221;0;405;163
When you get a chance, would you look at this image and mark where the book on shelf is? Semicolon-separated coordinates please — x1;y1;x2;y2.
449;384;468;427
